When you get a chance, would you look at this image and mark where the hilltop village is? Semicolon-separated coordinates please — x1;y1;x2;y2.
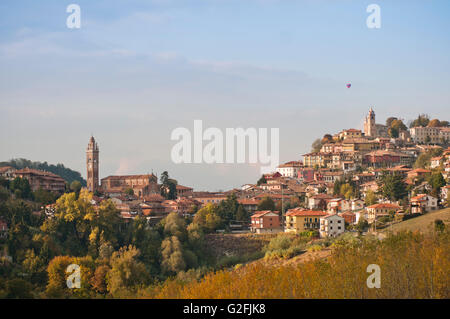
1;108;449;240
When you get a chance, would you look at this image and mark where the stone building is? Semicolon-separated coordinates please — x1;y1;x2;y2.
14;168;65;193
86;136;99;193
364;108;388;138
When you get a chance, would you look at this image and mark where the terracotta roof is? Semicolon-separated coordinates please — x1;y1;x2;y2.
251;210;279;218
238;198;259;205
367;203;401;209
176;185;193;190
286;208;328;217
0;166;14;173
102;174;156;180
411;194;430;201
408;168;431;174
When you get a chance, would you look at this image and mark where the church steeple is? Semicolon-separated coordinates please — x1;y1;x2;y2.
364;107;376;137
86;136;99;192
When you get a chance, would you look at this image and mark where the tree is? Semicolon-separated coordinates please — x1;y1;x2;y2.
33;188;57;205
428;172;445;198
70;181;82;194
91;264;110;294
391;119;407;132
365;190;378;206
10;177;32;199
321;134;333;144
4;279;34;299
257;175;267;186
386;117;398;128
378;173;408;201
410;114;430;128
428;119;441;127
311;139;323;153
124;188;134;196
107;245;149;297
340;183;354;200
257;196;276;211
161;236;186;274
355;218;369;234
164;212;187;240
193;204;222;233
388;127;399;138
160;171;177;200
236;204;249;222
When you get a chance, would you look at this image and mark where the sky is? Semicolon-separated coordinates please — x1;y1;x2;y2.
0;0;449;191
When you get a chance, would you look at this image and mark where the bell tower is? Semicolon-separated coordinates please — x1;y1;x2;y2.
86;136;99;193
364;107;376;137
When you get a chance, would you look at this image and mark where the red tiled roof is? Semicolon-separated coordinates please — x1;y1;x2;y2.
251;210;279;218
367;203;401;209
286;208;328;217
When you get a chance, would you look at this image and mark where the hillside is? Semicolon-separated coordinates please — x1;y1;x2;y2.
146;230;450;299
0;158;86;186
382;208;450;234
204;233;275;261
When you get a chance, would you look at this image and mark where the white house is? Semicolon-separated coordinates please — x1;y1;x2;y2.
276;161;303;178
441;185;450;204
410;194;438;214
320;214;345;238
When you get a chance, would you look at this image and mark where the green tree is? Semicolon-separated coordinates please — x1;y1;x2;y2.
10;177;32;199
193;204;222;233
257;196;276;211
410;114;430;128
4;279;34;299
365;189;378;206
311;138;323;153
355;218;369;234
70;181;82;194
378;173;408;201
257;175;267;186
428;172;446;198
236;204;250;222
340;183;354;199
161;236;186;274
107;245;149;297
33;188;58;205
164;212;187;240
160;171;177;200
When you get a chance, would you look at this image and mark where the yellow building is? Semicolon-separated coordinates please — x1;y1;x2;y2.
285;208;328;233
342;138;380;152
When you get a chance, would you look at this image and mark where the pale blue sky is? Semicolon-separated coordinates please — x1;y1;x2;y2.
1;0;449;190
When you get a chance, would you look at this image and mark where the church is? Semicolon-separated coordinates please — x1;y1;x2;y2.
363;108;388;138
86;136;159;197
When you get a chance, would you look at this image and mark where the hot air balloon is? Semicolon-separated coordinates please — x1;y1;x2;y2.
346;83;351;88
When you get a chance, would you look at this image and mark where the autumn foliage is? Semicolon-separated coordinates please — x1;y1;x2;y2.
142;231;450;299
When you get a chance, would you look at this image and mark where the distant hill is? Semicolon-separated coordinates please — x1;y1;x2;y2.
0;158;86;186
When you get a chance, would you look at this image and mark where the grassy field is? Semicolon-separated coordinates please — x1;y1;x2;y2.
383;207;450;234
